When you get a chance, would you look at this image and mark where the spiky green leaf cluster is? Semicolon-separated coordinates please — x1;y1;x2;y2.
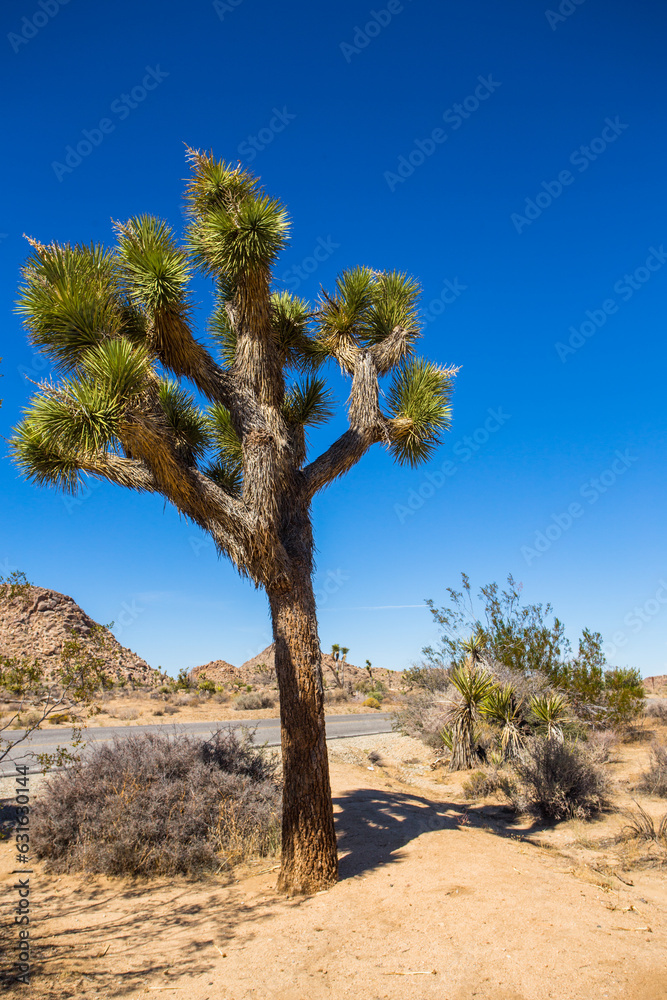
158;382;210;463
316;268;420;360
204;403;243;494
283;377;334;428
185;154;289;282
16;243;123;374
115;216;191;317
386;358;454;466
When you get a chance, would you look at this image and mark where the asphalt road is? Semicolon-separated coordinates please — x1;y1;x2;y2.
0;712;394;776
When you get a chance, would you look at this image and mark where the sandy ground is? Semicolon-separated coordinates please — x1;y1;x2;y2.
1;730;666;999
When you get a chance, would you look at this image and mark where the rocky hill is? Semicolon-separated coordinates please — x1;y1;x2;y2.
190;644;402;689
0;585;165;687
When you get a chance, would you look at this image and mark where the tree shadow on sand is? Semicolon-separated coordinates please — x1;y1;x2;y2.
333;786;546;880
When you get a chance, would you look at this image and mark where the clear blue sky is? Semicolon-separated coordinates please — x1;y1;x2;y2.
1;0;666;677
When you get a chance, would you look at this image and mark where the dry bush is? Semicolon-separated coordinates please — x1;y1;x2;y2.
392;690;451;749
462;769;501;800
586;728;619;764
324;688;350;704
646;701;667;722
213;690;231;704
162;704;179;715
508;736;610;820
109;707;139;721
637;743;667;797
31;728;281;877
233;692;275;711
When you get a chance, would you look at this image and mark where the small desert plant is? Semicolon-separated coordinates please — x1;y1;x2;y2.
324;688;350;704
31;728;281;876
461;769;501;800
112;707;139;721
637;743;667;797
646;701;667;721
174;668;193;691
585;727;618;764
392;690;450;749
480;684;526;759
509;736;609;820
363;697;381;710
233;692;275;711
448;659;495;771
401;663;450;693
163;704;180;715
620;801;667;846
213;690;231;704
528;692;570;740
197;676;216;694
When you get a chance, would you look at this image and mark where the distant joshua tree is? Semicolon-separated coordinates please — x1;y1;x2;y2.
11;151;456;893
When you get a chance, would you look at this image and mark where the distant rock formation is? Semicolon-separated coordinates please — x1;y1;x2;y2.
189;643;401;689
0;585;165;687
189;659;239;685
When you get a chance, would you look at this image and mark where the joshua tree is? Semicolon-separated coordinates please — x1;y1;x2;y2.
11;151;456;893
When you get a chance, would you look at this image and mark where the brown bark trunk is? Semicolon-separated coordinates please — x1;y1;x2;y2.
449;719;476;771
269;573;338;895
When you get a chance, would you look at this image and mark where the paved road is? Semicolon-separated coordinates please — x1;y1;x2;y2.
0;712;394;776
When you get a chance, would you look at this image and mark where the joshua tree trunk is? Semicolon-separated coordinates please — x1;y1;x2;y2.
449;719;476;771
269;570;338;894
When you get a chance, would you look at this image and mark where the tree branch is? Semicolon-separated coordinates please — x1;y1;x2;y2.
302;351;386;497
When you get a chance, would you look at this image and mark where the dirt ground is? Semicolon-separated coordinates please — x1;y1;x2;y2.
1;729;666;1000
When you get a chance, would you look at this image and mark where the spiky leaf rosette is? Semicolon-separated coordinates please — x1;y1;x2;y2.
283;377;334;429
204;403;243;494
16;242;125;374
386;358;454;466
315;268;421;372
114;216;194;373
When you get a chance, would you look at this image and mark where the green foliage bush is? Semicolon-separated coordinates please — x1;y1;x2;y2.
363;696;382;710
425;575;645;727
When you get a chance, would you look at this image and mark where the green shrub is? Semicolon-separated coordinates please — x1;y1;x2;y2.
174;668;193;691
604;668;645;726
363;697;381;710
197;676;216;694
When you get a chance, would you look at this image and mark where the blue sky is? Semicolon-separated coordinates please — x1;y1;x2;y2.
1;0;666;677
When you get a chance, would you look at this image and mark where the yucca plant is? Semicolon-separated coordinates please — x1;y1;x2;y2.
480;683;526;760
10;151;457;894
448;661;495;770
529;692;570;741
